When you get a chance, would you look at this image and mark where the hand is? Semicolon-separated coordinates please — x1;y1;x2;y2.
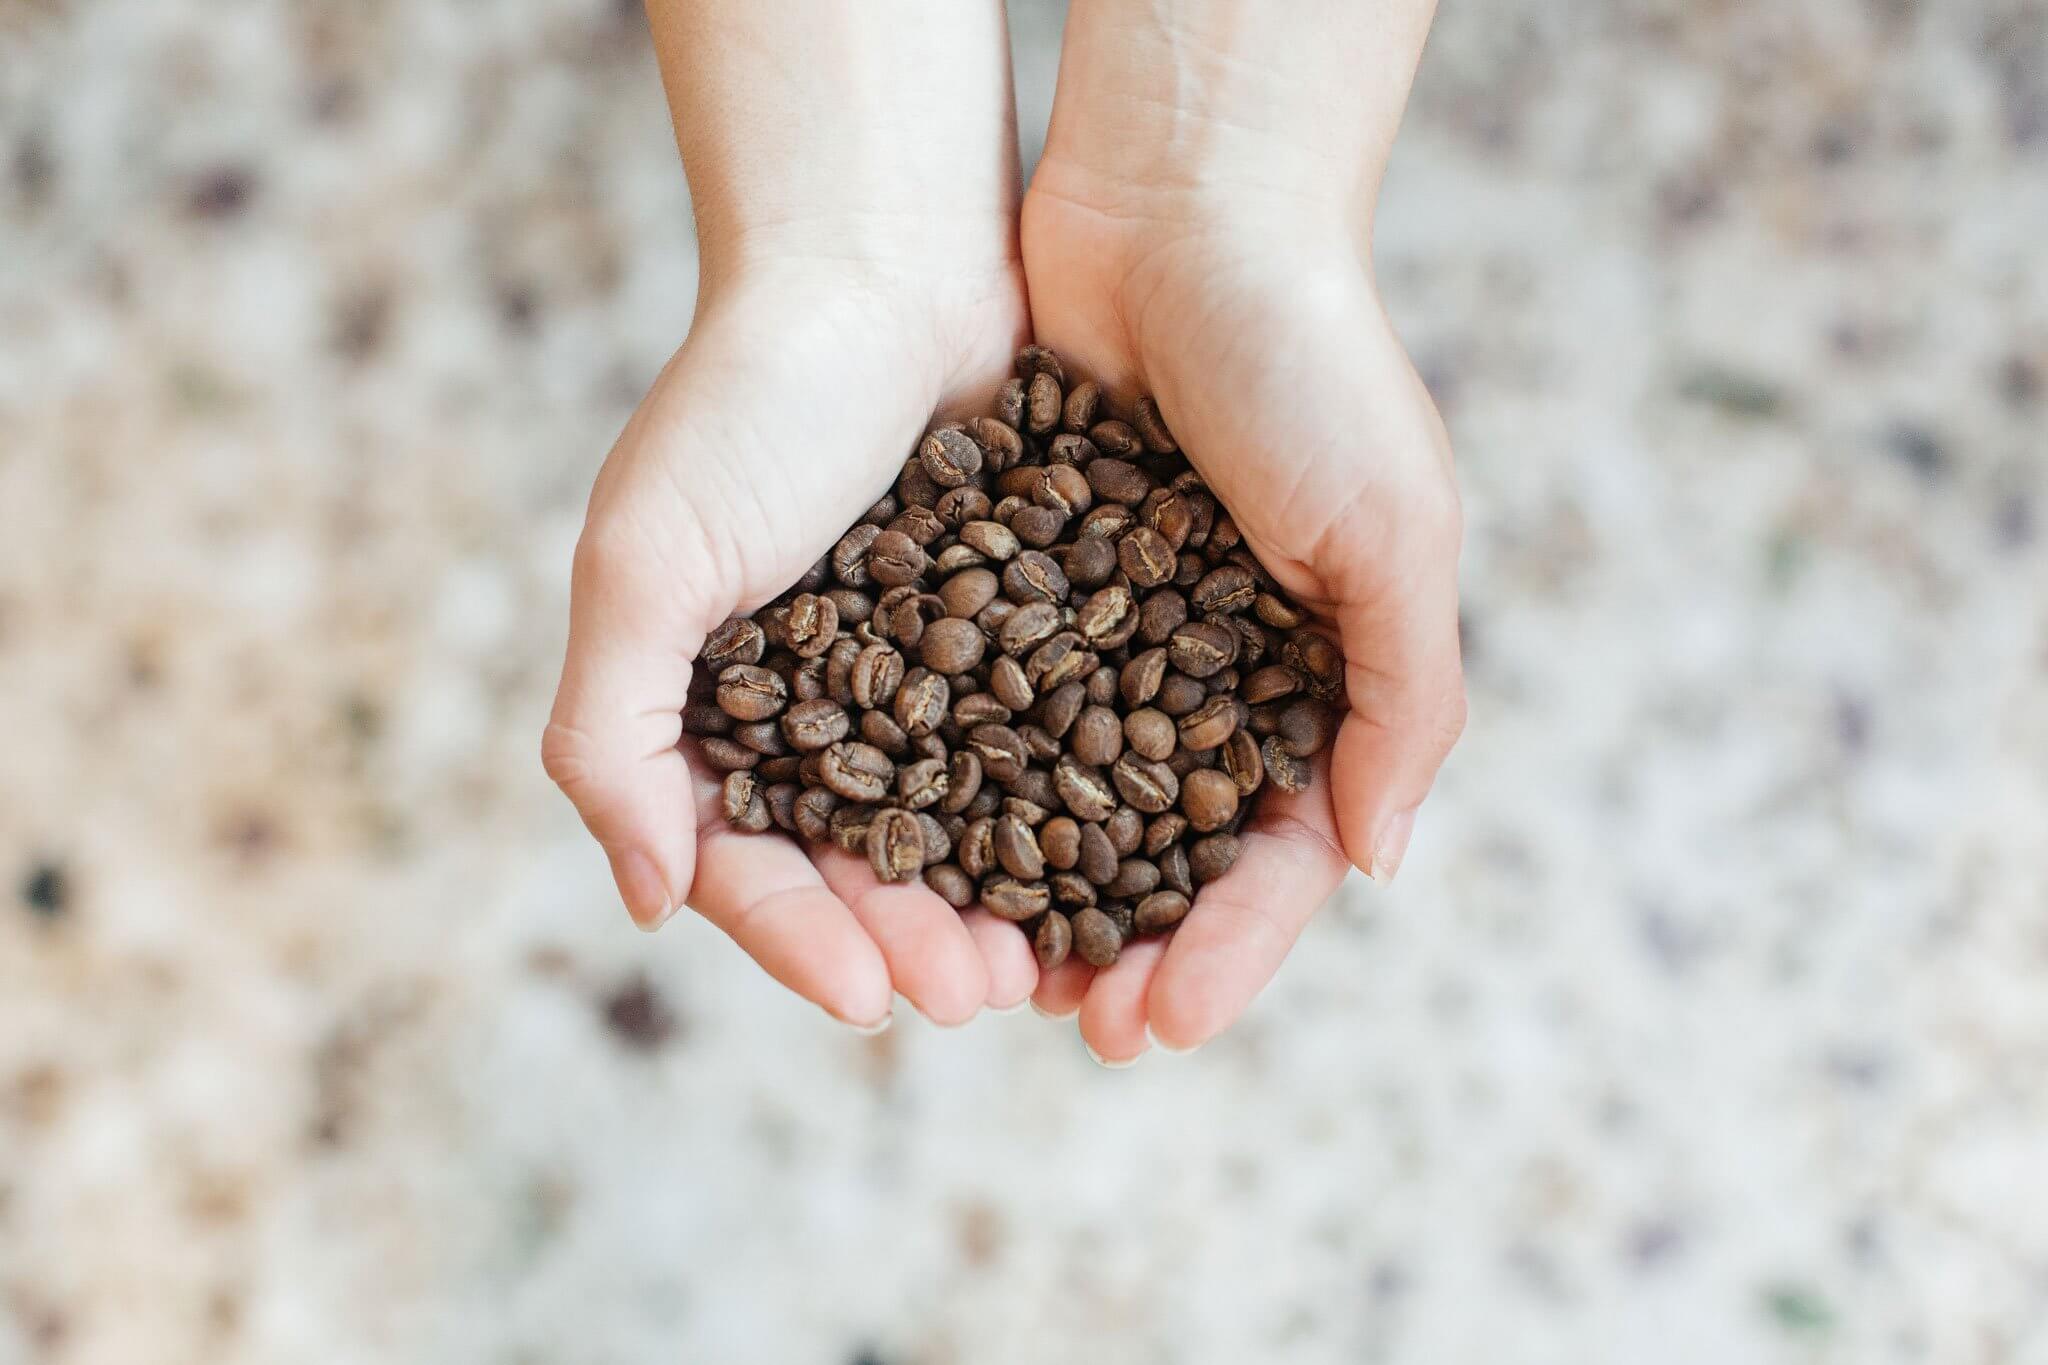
544;1;1041;1029
1017;0;1465;1059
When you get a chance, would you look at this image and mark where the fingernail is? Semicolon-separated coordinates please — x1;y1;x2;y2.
1031;999;1077;1021
1146;1025;1200;1055
1370;808;1419;886
845;1012;893;1036
616;848;675;930
989;1000;1030;1016
1085;1042;1142;1069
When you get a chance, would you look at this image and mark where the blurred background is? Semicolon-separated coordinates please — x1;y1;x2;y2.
2;0;2045;1361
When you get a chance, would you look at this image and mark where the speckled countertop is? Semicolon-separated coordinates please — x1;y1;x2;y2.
2;1;2045;1362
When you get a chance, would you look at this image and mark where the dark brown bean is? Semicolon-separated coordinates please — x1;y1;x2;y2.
1034;910;1073;969
1135;889;1191;933
1088;420;1142;458
1277;696;1337;757
782;698;851;751
1064;535;1118;588
1040;816;1082;870
920;617;985;674
983;877;1052;921
1061;380;1101;433
897;757;950;810
1112;752;1180;813
786;594;838;657
1072;906;1122;966
1107;858;1160;900
926;863;975;908
1242;664;1301;704
819;741;893;802
793;787;838;841
1177;694;1239;751
1181;768;1241;831
1070;704;1124;767
1039;681;1086;737
830;802;876;853
1000;601;1063;655
1285;631;1345;700
716;664;787;721
721;771;771;832
831;524;882;587
1052;756;1119;823
958;520;1020;561
1104;806;1146;857
1220;728;1265;795
958;818;996;878
1132;396;1177;453
1187;834;1241;883
1118;526;1177;589
1155;672;1207;716
764;782;802;832
989;655;1035;711
993;814;1045;880
1025;371;1062;433
1169;621;1237;678
866;808;924;882
703;619;766;669
995;376;1027;428
1192;566;1258;614
939;567;999;619
1122;708;1177;761
967;724;1027;783
1078;822;1119;885
894;667;950;737
1003;550;1069;605
1262;737;1311;792
919;427;983;488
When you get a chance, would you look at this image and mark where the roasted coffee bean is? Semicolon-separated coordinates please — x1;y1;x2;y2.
1050;871;1098;908
1135;889;1190;933
1048;434;1098;469
1063;535;1118;589
825;636;862;704
1025;371;1062;433
1276;696;1336;757
1192;566;1257;614
898;757;950;810
967;723;1028;783
1112;752;1180;813
1035;464;1093;517
1132;396;1177;454
848;643;904;710
867;530;927;588
915;812;952;864
1137;590;1189;646
1105;806;1146;856
993;814;1045;879
1178;694;1240;751
1254;592;1306;629
716;664;787;721
934;486;993;529
1243;663;1301;704
1106;858;1160;900
937;566;998;620
867;808;925;882
1034;910;1074;968
819;741;893;802
1145;813;1189;857
1026;632;1096;691
920;617;985;674
860;708;911;757
1158;843;1192;897
1072;906;1123;966
926;863;974;907
1011;767;1061;813
1119;648;1169;706
954;518;1018;562
920;428;984;488
1087;457;1150;507
989;655;1035;711
785;594;838;658
1010;504;1066;548
1169;620;1237;678
1078;822;1119;885
1285;631;1345;700
781;698;850;751
939;750;983;814
722;771;771;832
704;619;766;670
1003;550;1069;604
1187;833;1241;884
793;787;838;841
681;702;735;737
983;877;1052;921
1061;380;1101;433
890;506;947;548
830;524;882;587
1262;737;1311;793
1039;681;1086;738
1071;705;1124;767
1089;420;1142;458
957;817;996;878
1118;526;1177;588
1181;768;1240;831
829;802;876;853
759;782;799;832
969;417;1023;471
1000;601;1062;655
1085;664;1120;706
894;667;950;737
1040;816;1082;870
1141;488;1193;551
1075;582;1135;645
1053;755;1119;822
889;592;946;648
1013;724;1058;766
1220;728;1266;795
1123;707;1177;761
953;692;1011;728
757;755;805;783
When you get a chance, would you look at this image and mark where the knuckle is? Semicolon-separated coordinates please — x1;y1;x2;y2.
540;719;599;794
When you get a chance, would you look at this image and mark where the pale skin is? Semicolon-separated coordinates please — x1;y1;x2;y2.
543;0;1465;1060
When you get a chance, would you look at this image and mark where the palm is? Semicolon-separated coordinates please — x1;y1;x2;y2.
1018;183;1466;1055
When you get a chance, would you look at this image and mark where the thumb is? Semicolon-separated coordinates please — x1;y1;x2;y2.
542;512;707;929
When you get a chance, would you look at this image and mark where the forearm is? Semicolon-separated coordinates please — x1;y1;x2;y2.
646;0;1019;280
1038;0;1436;229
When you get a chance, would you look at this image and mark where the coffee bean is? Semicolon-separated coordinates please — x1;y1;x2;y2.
1061;380;1101;433
1085;664;1120;707
1063;536;1118;589
1135;890;1190;933
1017;725;1062;765
1078;822;1119;885
1177;694;1239;751
1187;833;1241;884
785;594;838;658
1072;906;1123;966
999;601;1062;655
1106;858;1160;899
733;720;786;755
940;750;982;814
1112;752;1180;813
1181;767;1242;832
1277;696;1336;756
867;530;927;588
920;617;985;673
1192;566;1257;615
993;814;1045;880
1105;806;1145;856
1052;755;1119;823
1035;464;1093;517
1050;870;1098;908
920;428;984;488
1122;707;1176;761
1003;550;1069;604
848;643;904;710
681;702;734;737
1088;420;1142;458
704;618;766;669
936;486;992;527
1284;631;1345;700
1040;816;1082;870
1220;728;1266;795
915;811;952;863
995;377;1027;428
764;782;802;832
757;755;805;783
983;877;1052;921
867;808;925;882
894;667;950;737
1242;664;1300;704
722;771;771;832
989;655;1035;711
967;723;1027;783
953;692;1011;728
820;741;894;802
958;519;1020;561
1169;621;1237;678
1262;737;1311;793
1026;371;1062;433
1067;705;1122;768
1010;504;1066;548
1117;527;1177;588
1087;458;1150;507
1133;396;1177;454
830;802;877;853
716;664;787;721
898;757;950;810
783;698;851;751
958;818;996;878
970;417;1023;471
1038;681;1086;738
1254;593;1306;629
1075;582;1135;645
926;862;974;907
793;787;838;841
1034;910;1074;969
831;524;882;587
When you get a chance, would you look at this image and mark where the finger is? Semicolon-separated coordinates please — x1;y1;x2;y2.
1077;936;1168;1066
961;909;1038;1012
1030;954;1094;1020
1144;769;1350;1051
1328;556;1466;883
542;529;703;928
682;770;892;1028
814;847;989;1027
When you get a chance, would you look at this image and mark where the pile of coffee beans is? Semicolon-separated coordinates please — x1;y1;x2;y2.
682;347;1342;971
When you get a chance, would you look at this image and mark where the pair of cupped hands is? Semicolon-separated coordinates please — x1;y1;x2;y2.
542;2;1465;1063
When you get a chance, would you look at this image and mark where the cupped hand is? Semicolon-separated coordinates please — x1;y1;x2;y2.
543;255;1042;1029
1019;180;1468;1059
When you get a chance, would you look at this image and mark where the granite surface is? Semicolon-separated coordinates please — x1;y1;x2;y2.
2;1;2046;1362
